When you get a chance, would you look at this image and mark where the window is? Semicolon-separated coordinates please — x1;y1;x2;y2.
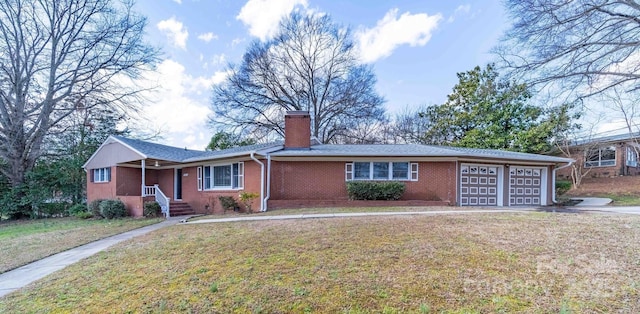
372;162;389;179
353;162;371;180
346;162;418;181
92;167;111;183
627;146;638;167
392;162;409;179
200;162;244;190
585;146;616;167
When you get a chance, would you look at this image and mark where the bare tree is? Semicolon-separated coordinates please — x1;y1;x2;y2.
0;0;158;191
210;12;386;143
554;122;600;189
387;105;433;144
496;0;640;101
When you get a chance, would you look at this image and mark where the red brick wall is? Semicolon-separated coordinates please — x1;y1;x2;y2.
268;160;457;205
87;166;117;203
115;167;142;196
86;166;143;216
156;169;175;199
179;161;264;214
284;112;311;149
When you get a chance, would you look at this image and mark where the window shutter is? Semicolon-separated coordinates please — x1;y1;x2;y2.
106;167;111;182
197;166;203;191
90;169;95;182
345;163;353;181
410;163;419;181
237;162;244;189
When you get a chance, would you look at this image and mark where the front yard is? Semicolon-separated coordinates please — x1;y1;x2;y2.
0;217;162;274
1;212;639;313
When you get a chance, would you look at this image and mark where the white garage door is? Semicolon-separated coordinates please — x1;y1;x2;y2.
508;167;544;206
460;164;500;206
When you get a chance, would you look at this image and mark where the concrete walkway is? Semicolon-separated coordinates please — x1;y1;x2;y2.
0;217;185;298
186;209;533;224
570;197;613;206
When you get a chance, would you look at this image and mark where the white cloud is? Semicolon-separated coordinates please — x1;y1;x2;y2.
231;37;245;48
157;17;189;50
357;9;442;63
172;0;181;4
139;59;229;149
197;32;218;42
448;4;471;23
237;0;308;41
202;54;227;70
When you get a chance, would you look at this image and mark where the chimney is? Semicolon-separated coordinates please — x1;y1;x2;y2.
284;111;311;149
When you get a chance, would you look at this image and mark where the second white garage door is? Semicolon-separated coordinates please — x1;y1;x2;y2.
508;166;546;206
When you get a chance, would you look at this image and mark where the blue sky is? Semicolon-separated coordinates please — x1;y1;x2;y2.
133;0;508;149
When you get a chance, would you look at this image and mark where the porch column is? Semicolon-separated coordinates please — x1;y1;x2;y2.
141;159;146;196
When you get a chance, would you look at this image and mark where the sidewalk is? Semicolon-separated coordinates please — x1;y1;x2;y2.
186;209;532;224
0;217;185;298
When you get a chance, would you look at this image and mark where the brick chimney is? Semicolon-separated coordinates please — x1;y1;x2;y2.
284;111;311;149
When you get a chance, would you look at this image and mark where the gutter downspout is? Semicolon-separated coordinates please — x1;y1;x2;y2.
552;160;574;204
263;154;271;212
250;153;265;212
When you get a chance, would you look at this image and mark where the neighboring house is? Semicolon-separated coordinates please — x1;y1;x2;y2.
84;111;573;217
556;132;640;179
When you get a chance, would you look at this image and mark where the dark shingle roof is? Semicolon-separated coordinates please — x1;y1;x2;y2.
113;136;283;162
112;136;572;164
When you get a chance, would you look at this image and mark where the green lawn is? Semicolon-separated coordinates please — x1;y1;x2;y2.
0;217;162;274
2;212;639;313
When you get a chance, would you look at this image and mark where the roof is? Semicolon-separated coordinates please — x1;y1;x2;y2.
83;135;284;169
113;135;284;163
85;136;572;169
270;144;573;163
572;131;640;146
113;136;206;162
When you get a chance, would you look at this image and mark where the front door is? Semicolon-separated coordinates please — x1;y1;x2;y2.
175;168;183;200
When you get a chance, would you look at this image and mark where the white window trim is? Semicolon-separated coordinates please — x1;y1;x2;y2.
345;162;417;181
585;146;616;168
201;162;244;191
626;146;638;167
410;163;419;181
93;167;110;183
197;166;203;191
235;162;244;189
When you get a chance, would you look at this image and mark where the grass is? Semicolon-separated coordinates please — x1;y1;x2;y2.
0;217;163;274
601;193;640;206
191;205;487;221
2;212;640;312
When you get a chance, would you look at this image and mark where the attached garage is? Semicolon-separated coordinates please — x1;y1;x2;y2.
460;164;503;206
508;166;547;206
459;163;551;207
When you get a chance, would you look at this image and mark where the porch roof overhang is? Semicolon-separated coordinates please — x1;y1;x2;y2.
84;135;284;170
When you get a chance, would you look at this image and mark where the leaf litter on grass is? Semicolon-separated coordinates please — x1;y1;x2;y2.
1;213;640;313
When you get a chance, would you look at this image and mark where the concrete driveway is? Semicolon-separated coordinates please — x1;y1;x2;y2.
569;197;640;215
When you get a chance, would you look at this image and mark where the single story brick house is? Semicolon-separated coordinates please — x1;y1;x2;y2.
556;132;640;179
84;111;573;217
